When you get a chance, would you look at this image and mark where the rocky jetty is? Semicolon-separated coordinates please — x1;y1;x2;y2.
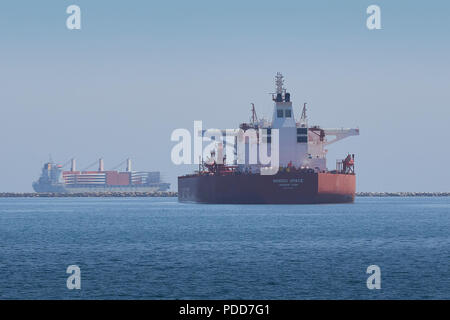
0;192;448;198
356;192;450;197
0;192;178;198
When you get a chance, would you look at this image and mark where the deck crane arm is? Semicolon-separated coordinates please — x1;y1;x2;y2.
110;159;128;171
323;128;360;145
81;159;100;171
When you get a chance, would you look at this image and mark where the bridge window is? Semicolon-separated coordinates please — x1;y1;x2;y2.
277;110;283;118
285;109;292;118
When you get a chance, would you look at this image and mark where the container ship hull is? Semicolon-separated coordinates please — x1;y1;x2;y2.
33;183;169;194
178;172;355;204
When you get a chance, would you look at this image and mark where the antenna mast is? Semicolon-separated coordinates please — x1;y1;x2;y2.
275;72;284;94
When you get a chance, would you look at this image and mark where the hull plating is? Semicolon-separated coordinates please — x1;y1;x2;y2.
178;172;355;204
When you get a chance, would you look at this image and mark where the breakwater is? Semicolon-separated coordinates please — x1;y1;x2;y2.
0;192;178;198
356;192;450;197
0;192;449;198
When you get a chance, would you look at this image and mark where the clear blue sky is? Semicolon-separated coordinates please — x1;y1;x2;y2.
0;0;449;192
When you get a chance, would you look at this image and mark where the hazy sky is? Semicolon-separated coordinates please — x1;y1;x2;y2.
0;0;449;192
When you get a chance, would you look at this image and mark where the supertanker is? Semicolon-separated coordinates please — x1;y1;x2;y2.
33;158;170;193
178;73;359;204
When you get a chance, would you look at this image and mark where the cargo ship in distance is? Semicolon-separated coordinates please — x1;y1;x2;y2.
178;73;360;204
33;158;170;193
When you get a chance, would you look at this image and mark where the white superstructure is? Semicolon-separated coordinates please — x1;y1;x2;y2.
207;73;359;173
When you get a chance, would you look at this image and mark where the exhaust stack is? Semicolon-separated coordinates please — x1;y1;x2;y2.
99;158;104;172
71;158;76;172
126;158;132;172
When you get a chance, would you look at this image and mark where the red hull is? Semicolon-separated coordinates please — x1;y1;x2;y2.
178;172;355;204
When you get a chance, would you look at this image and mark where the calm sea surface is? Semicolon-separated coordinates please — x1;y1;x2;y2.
0;197;448;299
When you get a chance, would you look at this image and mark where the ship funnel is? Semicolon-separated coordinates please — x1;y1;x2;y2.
126;158;132;172
71;158;76;172
99;158;104;172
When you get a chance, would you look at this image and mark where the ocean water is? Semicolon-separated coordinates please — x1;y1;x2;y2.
0;197;448;300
